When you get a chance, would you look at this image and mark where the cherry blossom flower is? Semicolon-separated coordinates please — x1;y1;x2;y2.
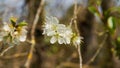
43;16;82;46
72;35;82;47
43;16;59;36
0;17;27;44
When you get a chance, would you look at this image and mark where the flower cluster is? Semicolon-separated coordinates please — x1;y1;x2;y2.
43;16;82;46
0;17;27;44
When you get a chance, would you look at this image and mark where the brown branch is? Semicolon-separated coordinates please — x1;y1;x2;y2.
24;0;44;68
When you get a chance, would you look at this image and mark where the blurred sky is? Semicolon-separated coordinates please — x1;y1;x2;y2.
0;0;88;22
0;0;120;22
45;0;88;18
0;0;24;22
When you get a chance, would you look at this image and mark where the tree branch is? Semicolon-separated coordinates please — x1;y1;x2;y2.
24;0;44;68
73;0;82;68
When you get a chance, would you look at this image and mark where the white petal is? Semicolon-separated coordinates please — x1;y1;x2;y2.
47;31;56;36
57;24;66;34
3;24;10;31
73;36;82;46
19;35;27;42
19;29;27;42
45;16;51;23
50;36;57;44
45;24;52;29
65;37;71;44
52;17;59;24
76;37;82;45
58;37;65;44
42;29;46;35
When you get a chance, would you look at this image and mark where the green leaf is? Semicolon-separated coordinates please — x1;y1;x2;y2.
105;7;120;18
88;6;97;14
107;7;120;13
10;17;17;27
107;16;116;34
88;6;102;18
18;21;27;26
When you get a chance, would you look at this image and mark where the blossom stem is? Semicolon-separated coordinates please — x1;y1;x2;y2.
77;45;82;68
73;0;82;68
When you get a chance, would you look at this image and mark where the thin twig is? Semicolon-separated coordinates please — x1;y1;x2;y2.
73;0;80;36
74;0;77;19
0;45;15;56
86;34;108;64
77;45;82;68
24;0;44;68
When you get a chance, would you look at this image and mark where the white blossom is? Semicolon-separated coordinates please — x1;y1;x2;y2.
43;16;82;46
50;33;68;44
43;16;73;44
18;28;27;42
0;22;13;42
14;26;27;42
57;26;73;44
49;24;69;44
0;19;27;44
43;16;59;36
72;36;82;47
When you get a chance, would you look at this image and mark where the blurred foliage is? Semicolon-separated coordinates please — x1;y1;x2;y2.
88;0;120;60
0;0;120;68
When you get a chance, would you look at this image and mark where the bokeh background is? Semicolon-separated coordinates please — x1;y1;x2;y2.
0;0;120;68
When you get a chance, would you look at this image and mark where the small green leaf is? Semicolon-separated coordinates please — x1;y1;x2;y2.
10;17;17;27
108;17;114;29
18;21;27;26
105;7;120;18
88;6;97;14
107;16;116;34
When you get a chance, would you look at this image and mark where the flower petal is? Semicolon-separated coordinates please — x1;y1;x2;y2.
65;37;71;44
58;37;65;44
3;23;11;31
50;36;57;44
19;35;27;42
19;29;27;42
47;31;56;36
52;17;59;24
